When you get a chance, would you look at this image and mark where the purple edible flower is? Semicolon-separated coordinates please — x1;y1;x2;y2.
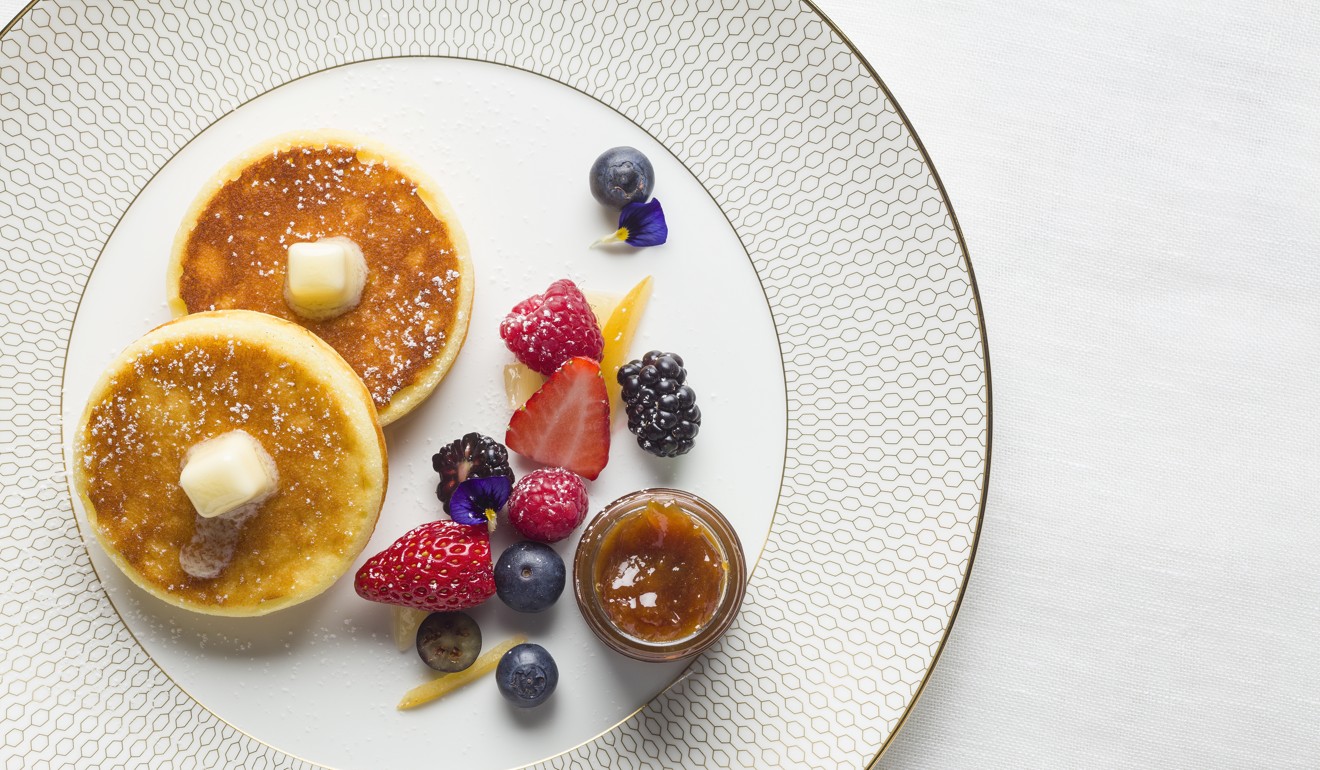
449;476;512;528
591;198;668;248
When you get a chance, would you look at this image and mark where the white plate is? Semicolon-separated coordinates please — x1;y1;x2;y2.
0;2;988;768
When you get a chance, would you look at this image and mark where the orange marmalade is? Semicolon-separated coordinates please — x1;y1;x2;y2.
591;499;728;643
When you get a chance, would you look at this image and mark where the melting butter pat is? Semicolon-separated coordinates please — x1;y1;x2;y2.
284;236;367;320
179;430;279;518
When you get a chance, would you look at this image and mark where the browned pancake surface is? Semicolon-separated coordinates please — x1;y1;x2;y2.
175;144;464;412
79;331;381;610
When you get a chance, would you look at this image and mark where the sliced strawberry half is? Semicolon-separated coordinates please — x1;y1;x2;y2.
506;357;611;480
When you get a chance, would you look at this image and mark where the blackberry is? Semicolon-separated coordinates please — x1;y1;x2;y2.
432;432;515;512
617;351;701;457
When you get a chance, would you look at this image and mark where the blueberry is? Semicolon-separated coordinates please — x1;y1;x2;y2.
494;541;566;613
496;643;558;708
416;612;481;672
589;146;654;208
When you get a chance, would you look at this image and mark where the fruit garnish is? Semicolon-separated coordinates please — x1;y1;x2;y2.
504;280;630;412
354;520;496;612
499;279;605;375
416;612;482;673
506;357;611;480
589;146;654;208
397;634;527;710
496;643;559;708
590;198;668;248
494;541;566;613
392;607;430;652
503;363;546;411
507;467;589;543
449;476;512;531
582;289;622;325
432;433;514;513
600;275;654;412
619;351;701;457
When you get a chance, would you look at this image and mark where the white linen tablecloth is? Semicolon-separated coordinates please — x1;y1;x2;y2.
812;1;1320;767
3;0;1316;766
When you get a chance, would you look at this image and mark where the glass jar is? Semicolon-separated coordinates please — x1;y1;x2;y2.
573;488;747;662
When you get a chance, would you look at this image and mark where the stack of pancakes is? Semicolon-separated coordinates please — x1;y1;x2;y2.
74;132;472;616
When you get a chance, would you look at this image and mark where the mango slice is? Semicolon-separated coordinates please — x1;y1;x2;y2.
600;275;654;412
582;290;622;328
391;606;430;652
504;363;547;411
397;634;528;710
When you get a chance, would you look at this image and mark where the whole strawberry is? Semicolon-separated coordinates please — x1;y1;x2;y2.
509;468;590;543
354;520;496;612
500;279;604;375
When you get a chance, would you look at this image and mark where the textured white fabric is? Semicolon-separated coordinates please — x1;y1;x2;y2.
3;0;1316;767
808;1;1320;767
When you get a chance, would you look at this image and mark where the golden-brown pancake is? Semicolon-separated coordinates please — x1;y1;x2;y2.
73;310;388;616
167;131;473;425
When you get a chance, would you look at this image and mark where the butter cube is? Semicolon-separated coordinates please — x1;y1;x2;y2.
179;430;279;518
284;236;367;320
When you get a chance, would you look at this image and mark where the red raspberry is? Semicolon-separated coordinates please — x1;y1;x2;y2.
499;279;604;375
508;468;590;543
